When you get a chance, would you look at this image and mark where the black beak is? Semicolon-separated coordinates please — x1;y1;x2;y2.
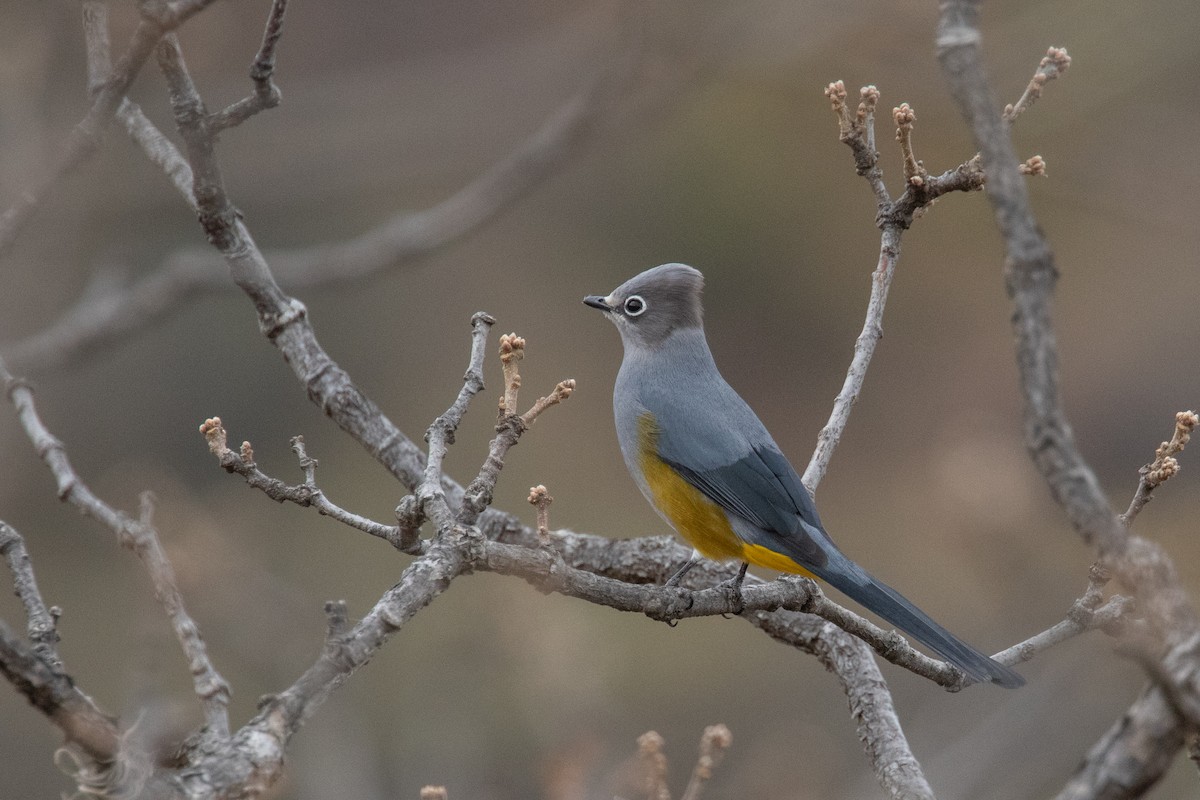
583;295;612;311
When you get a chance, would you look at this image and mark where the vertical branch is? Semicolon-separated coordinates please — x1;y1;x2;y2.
420;313;496;532
935;1;1124;554
803;226;901;492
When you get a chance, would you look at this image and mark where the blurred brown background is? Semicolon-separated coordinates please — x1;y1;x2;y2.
1;1;1198;798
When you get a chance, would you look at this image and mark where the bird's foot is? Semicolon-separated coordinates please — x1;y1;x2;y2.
714;562;749;615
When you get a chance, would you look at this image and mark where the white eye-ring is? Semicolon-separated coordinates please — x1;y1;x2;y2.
623;295;647;316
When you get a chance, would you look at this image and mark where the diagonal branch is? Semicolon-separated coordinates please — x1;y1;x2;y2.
1052;684;1184;800
0;623;119;764
0;0;220;258
0;522;61;669
3;13;644;374
1;358;231;737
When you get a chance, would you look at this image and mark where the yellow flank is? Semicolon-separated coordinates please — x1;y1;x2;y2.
637;413;815;577
740;543;817;579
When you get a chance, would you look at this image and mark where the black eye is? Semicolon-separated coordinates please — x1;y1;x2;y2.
624;295;646;316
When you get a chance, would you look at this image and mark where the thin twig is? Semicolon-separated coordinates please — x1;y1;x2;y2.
0;0;219;258
1121;410;1197;526
0;522;61;669
198;417;406;547
208;0;289;132
3;22;643;374
421;313;497;532
1;357;231;737
458;336;574;526
803;87;989;492
81;1;196;205
1004;46;1072;123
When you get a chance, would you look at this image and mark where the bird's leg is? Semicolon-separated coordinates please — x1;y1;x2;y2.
715;562;749;614
664;550;703;586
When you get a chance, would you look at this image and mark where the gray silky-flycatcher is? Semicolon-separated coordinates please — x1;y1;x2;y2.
584;263;1022;688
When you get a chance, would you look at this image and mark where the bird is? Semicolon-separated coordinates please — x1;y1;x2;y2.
583;263;1023;688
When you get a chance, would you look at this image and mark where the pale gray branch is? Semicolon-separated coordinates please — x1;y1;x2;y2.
0;0;219;258
199;417;406;548
0;622;120;766
1;358;231;737
1053;685;1184;800
208;0;288;132
0;522;61;669
3;20;641;374
937;2;1200;797
420;313;496;533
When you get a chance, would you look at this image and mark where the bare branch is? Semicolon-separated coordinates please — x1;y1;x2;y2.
1004;46;1072;123
803;226;900;491
994;594;1134;668
804;86;989;491
0;0;219;257
2;358;231;736
0;622;119;764
823;81;889;205
1121;410;1197;525
0;522;61;669
421;313;497;532
1053;685;1183;800
937;5;1200;794
255;534;470;747
747;603;936;800
936;6;1123;555
3;28;641;374
81;0;195;205
458;338;574;526
207;0;289;132
198;417;405;547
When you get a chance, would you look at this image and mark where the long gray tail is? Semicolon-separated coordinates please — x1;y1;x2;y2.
813;559;1024;688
